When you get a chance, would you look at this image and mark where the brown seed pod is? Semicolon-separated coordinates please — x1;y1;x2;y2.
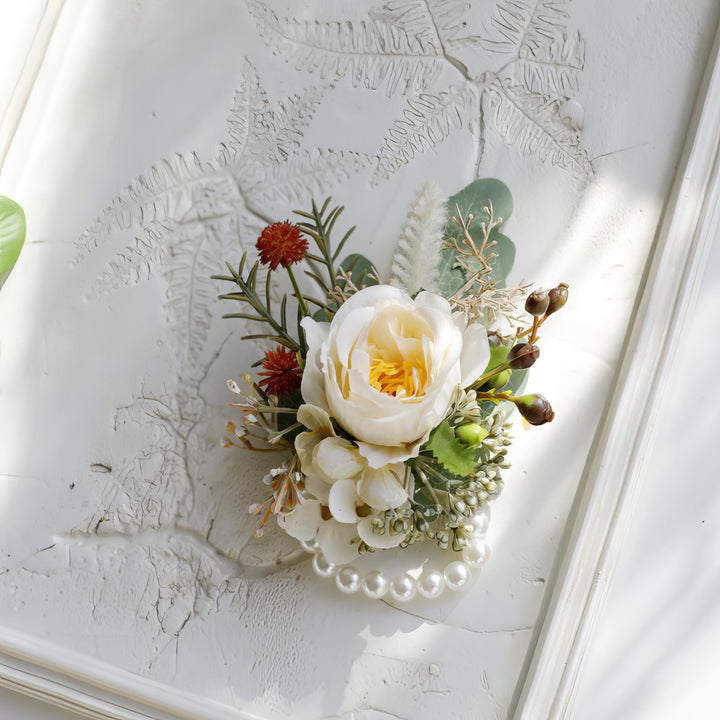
507;343;540;369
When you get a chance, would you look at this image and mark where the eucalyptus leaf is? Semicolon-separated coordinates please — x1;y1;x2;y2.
440;178;516;290
487;231;515;287
446;178;513;229
312;253;379;321
0;196;26;288
436;245;465;297
339;253;379;289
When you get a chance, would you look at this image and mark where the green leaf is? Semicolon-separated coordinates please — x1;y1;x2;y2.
312;253;379;321
0;196;26;286
339;253;379;289
487;231;515;286
425;420;478;477
437;245;466;297
439;178;516;291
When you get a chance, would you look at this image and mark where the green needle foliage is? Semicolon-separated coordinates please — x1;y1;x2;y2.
212;252;303;354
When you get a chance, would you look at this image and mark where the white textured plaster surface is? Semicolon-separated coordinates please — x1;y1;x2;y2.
0;1;718;718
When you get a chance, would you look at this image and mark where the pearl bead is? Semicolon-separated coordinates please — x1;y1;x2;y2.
418;569;445;599
312;553;337;578
299;538;319;553
389;573;417;602
467;510;490;537
362;570;388;599
444;561;471;591
462;537;490;568
335;566;361;594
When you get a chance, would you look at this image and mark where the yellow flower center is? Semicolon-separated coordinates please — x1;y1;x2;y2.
369;356;427;397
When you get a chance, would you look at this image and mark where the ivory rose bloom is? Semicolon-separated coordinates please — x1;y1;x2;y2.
301;285;490;467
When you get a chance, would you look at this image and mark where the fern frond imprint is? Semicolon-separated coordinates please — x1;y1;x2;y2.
481;0;571;56
246;0;445;96
507;30;584;99
245;149;368;207
483;78;592;179
76;153;230;260
372;84;478;184
371;0;476;48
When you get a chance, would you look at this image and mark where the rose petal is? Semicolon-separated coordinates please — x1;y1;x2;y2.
414;290;452;314
317;520;360;565
459;322;490;387
277;499;321;541
328;477;360;523
357;515;405;549
300;319;331;410
356;463;408;510
355;433;428;468
296;404;334;435
331;284;408;326
313;436;366;481
304;474;330;504
295;430;320;470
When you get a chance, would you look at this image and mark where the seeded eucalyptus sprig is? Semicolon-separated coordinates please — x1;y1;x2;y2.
211;252;303;354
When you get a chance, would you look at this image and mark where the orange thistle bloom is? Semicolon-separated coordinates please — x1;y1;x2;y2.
256;220;308;270
257;346;302;398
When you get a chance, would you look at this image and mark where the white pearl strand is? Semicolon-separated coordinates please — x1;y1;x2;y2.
303;510;491;601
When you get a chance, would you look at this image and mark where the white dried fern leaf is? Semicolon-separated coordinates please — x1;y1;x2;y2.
247;0;443;96
372;84;475;185
390;180;447;294
508;31;584;99
483;79;593;179
76;153;237;259
481;0;570;56
245;148;367;206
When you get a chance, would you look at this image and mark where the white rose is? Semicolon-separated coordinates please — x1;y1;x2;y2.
301;285;490;467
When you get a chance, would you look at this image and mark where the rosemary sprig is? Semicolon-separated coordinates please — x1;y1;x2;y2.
212;253;303;353
294;197;355;296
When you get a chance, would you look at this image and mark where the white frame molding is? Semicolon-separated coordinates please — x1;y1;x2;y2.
513;19;720;720
2;11;720;720
0;0;66;172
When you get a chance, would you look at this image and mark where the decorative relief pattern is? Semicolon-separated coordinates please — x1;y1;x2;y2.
247;0;591;182
67;0;591;654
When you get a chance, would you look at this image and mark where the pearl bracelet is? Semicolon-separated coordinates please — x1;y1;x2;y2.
301;508;491;601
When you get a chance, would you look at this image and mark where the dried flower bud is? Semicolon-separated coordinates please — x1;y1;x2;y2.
525;289;549;316
515;394;555;425
455;422;489;447
507;343;540;369
546;283;569;316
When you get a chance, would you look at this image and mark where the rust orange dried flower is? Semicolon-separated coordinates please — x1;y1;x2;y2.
257;346;302;398
255;220;308;270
